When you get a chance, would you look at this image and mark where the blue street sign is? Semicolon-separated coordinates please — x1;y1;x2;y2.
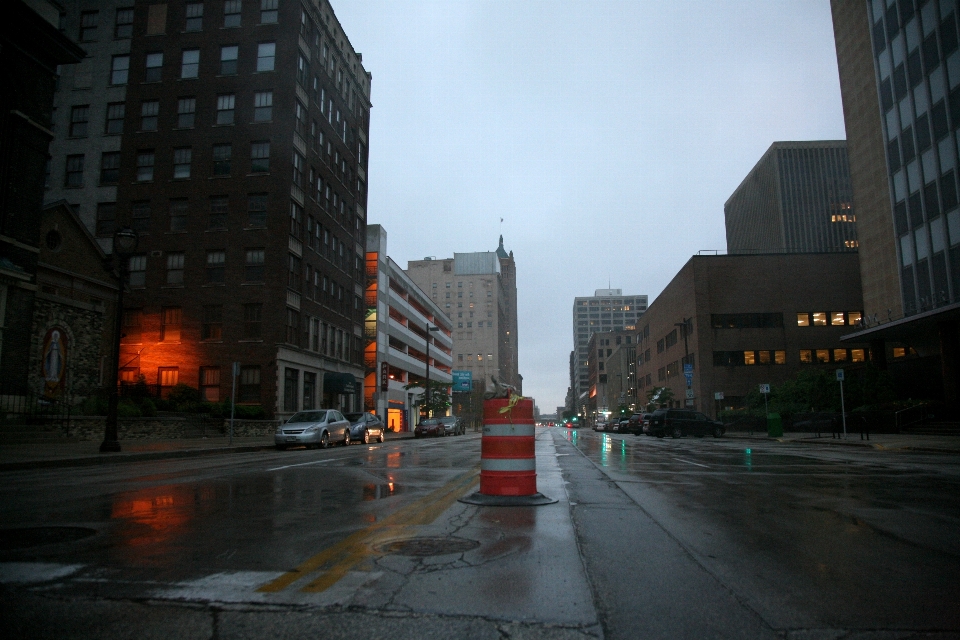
452;370;473;392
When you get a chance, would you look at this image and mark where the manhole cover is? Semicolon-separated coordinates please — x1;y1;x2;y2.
0;527;97;550
375;536;480;557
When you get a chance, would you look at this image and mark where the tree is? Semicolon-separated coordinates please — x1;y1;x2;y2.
646;386;674;410
404;379;452;417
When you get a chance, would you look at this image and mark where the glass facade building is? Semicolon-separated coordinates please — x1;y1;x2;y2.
868;0;960;315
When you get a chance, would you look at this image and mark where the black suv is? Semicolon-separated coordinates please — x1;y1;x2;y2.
648;409;725;438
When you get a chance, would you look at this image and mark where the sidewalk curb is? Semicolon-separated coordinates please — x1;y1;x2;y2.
723;433;960;455
0;444;276;472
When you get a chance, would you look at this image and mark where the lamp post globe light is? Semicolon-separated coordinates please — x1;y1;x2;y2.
101;227;138;453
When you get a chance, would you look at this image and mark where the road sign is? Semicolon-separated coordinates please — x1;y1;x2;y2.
714;391;724;400
836;369;845;381
685;389;694;399
759;384;770;394
380;362;389;391
684;372;693;385
452;370;473;392
683;363;693;374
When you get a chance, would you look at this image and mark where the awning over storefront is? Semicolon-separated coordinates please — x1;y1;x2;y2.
324;372;358;394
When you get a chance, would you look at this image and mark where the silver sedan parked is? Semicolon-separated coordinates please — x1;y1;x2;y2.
275;409;351;450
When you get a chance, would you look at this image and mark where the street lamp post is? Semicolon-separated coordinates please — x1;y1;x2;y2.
424;323;441;417
101;227;138;453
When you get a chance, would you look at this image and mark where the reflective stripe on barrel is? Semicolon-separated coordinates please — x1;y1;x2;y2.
479;396;537;496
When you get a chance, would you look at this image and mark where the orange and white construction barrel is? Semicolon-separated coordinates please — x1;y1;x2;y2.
479;395;537;496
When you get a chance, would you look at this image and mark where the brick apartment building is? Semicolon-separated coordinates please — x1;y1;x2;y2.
48;0;374;417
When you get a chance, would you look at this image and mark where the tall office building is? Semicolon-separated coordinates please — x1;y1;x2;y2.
725;141;858;254
831;0;960;407
571;289;647;413
46;0;373;417
406;237;521;392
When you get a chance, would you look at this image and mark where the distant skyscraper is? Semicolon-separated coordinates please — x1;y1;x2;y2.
571;289;647;413
725;141;858;254
406;236;520;392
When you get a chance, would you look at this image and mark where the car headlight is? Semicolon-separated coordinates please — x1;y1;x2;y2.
304;426;319;433
275;425;284;434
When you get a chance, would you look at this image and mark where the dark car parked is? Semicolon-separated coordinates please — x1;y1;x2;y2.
611;417;631;433
415;418;444;437
344;412;386;444
647;409;725;438
622;413;645;435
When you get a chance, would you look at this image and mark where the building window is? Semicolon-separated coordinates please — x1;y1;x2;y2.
239;365;261;402
254;91;273;121
95;203;116;237
224;0;242;27
214;94;235;125
220;45;238;75
69;105;89;137
177;97;196;128
100;152;120;184
815;349;830;363
160;307;182;341
105;103;125;134
245;248;265;281
140;101;159;131
851;349;866;362
111;55;130;85
287;253;301;290
796;313;810;327
115;8;134;38
169;199;188;232
122;309;142;344
206;250;225;283
128;255;146;287
173;147;192;178
213;143;232;175
251;140;270;172
80;11;99;41
65;155;84;187
260;0;278;24
286;308;300;345
830;312;846;326
812;312;827;326
257;42;276;71
209;196;228;228
181;49;200;78
247;193;267;227
292;151;304;186
165;252;185;285
200;366;220;401
295;100;307;135
159;367;179;395
185;2;204;31
202;305;223;340
243;303;262;339
283;368;299;411
131;201;151;233
145;52;163;82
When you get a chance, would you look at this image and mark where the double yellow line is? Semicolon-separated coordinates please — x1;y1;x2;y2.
258;465;480;594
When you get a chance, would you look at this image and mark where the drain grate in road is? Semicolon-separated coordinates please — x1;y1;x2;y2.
0;527;97;550
375;536;480;557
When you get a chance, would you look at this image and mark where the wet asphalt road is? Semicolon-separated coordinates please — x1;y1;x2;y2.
1;428;959;639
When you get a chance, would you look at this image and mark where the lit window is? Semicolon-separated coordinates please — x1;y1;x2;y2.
812;312;827;326
830;312;846;326
774;350;785;364
744;351;756;365
848;311;863;325
893;347;907;358
758;350;771;364
797;312;810;327
833;348;848;362
159;367;179;390
799;350;812;363
815;349;830;363
851;349;865;362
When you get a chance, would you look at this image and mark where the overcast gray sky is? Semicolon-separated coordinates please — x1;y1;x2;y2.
334;0;848;413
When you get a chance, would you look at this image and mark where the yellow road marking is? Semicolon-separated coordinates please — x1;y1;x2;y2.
258;466;479;594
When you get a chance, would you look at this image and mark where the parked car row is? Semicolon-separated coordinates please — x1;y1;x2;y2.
589;409;725;439
414;415;466;437
275;410;386;450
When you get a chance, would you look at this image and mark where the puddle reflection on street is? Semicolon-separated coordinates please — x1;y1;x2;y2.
362;483;401;500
